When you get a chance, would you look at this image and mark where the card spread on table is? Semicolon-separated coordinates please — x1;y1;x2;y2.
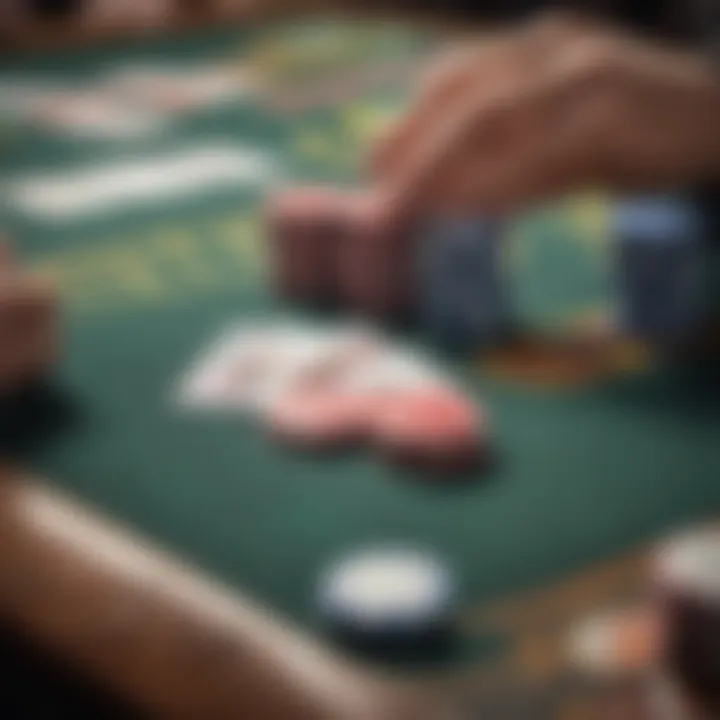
176;322;332;412
175;321;450;416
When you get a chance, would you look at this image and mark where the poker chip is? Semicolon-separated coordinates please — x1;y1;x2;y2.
655;527;720;600
338;191;415;322
653;527;720;706
318;546;456;651
373;388;486;474
0;274;58;390
613;196;705;345
266;186;348;306
420;216;511;353
267;388;378;451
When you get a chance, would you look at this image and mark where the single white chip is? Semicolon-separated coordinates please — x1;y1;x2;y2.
655;526;720;600
320;547;454;625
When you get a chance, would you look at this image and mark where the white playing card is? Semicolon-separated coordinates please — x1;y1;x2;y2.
5;143;279;221
176;322;338;413
108;64;255;115
29;88;165;139
175;321;452;416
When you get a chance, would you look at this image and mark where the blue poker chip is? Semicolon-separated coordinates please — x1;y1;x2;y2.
612;195;703;245
317;546;457;651
419;216;512;353
613;195;707;342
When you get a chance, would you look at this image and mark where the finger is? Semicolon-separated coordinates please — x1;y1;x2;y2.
370;41;496;179
386;59;544;217
457;82;615;211
373;16;576;180
450;27;638;209
382;17;599;212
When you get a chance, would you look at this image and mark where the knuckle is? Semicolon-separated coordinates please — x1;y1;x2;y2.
532;12;588;41
483;96;516;124
420;44;475;95
566;38;623;89
465;95;515;141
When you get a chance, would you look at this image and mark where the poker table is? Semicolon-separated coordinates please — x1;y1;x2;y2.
2;19;720;717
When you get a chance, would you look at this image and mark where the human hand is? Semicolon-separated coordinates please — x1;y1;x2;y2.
373;16;720;214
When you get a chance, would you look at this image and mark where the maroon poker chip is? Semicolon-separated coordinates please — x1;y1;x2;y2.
653;527;720;710
338;190;415;323
265;186;348;307
372;388;487;474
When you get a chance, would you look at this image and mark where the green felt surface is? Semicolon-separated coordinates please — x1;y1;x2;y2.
2;20;720;670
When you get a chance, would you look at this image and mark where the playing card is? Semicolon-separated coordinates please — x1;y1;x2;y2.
175;322;362;413
29;88;165;140
6;144;279;221
176;323;300;412
108;64;255;115
175;320;452;416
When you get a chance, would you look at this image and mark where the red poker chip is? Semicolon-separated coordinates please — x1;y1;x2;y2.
267;389;379;451
265;186;349;306
338;191;415;321
372;389;487;474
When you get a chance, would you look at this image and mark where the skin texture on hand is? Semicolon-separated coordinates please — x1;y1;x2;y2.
373;15;720;215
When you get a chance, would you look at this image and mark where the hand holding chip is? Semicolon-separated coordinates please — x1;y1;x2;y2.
373;15;720;214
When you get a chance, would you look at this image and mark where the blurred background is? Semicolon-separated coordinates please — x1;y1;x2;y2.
1;1;719;719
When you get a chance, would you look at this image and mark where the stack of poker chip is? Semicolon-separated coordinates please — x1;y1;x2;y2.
0;236;59;396
266;186;416;324
266;185;348;308
317;545;457;654
419;215;513;354
269;185;717;359
337;191;416;325
567;527;720;719
652;526;720;716
612;195;706;348
266;185;512;344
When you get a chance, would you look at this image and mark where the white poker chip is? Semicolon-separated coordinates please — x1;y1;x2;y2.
655;526;720;601
318;546;455;634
